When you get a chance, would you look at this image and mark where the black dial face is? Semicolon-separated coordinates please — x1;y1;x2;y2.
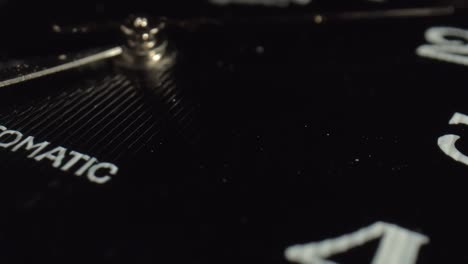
1;1;468;263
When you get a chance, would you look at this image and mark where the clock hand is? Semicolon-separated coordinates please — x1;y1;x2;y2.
0;16;169;89
48;4;458;38
1;2;451;90
0;46;123;89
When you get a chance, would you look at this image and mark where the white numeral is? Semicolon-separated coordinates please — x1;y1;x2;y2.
417;27;468;66
285;222;429;264
438;112;468;166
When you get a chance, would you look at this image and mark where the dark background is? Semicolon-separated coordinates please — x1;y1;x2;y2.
0;1;468;263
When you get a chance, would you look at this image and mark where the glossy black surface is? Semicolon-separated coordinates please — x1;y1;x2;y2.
0;1;468;263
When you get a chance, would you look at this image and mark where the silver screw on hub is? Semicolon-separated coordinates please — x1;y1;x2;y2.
118;16;172;69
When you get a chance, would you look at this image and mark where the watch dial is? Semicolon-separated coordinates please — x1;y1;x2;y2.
0;1;468;263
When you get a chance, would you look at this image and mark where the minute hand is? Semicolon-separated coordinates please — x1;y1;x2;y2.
0;46;123;89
